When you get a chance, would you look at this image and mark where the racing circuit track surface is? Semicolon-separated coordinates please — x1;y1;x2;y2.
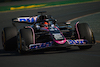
0;1;100;67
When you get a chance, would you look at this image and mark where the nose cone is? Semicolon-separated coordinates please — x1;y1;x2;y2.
55;38;66;44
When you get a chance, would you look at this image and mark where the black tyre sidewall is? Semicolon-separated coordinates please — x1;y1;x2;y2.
2;27;17;50
18;28;33;54
77;23;95;44
76;23;95;49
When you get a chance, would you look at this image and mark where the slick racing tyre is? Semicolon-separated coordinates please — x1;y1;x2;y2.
2;27;17;51
76;23;95;49
18;28;33;54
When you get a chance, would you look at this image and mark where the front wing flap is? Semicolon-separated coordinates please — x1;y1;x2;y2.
28;39;93;51
67;39;87;45
29;41;53;50
66;39;94;46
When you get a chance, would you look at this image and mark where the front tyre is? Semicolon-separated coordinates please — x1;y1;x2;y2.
2;27;17;51
75;23;95;49
17;28;33;54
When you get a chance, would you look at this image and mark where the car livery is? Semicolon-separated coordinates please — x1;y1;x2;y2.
2;11;95;54
29;41;53;49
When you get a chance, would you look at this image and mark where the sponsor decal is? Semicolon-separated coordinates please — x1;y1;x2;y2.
18;17;34;23
67;39;88;45
18;16;38;23
29;41;53;49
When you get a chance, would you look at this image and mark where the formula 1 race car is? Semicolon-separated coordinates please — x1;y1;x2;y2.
2;11;95;54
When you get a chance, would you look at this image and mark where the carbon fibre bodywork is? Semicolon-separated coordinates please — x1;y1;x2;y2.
2;11;95;53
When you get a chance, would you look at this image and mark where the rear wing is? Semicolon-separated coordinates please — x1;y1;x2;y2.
12;16;38;27
38;11;47;15
12;16;37;23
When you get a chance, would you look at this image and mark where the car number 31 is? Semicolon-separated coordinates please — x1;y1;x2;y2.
53;33;64;40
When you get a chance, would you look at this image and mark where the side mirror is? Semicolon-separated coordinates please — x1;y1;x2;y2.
65;22;71;25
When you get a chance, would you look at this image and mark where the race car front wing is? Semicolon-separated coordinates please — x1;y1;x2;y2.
28;39;93;51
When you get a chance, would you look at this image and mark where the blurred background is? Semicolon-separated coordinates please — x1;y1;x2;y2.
0;0;23;2
0;0;62;3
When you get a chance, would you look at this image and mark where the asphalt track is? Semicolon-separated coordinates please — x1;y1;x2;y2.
0;1;100;67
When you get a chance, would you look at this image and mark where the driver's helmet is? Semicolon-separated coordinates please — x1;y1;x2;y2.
44;22;49;28
40;21;48;27
44;22;48;25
